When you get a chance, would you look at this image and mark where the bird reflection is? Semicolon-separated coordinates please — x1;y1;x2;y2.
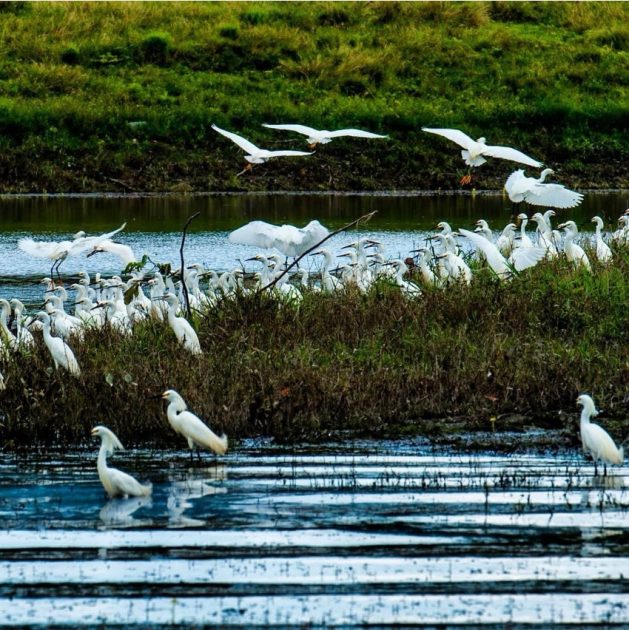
167;464;227;527
99;495;152;528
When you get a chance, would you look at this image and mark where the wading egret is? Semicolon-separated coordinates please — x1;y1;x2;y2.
505;169;583;209
422;128;542;184
212;124;313;173
262;123;387;147
229;220;329;258
35;311;81;376
576;394;624;476
91;426;152;498
162;389;228;456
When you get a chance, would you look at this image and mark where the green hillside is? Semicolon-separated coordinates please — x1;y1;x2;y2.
0;1;626;192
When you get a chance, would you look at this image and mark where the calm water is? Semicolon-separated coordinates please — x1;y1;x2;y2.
1;440;627;626
0;191;626;304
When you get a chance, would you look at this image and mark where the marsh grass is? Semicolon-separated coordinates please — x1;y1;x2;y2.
0;2;626;191
1;247;627;449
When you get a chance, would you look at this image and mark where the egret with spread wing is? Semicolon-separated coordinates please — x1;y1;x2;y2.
505;169;583;209
212;124;313;174
263;123;387;148
229;219;329;258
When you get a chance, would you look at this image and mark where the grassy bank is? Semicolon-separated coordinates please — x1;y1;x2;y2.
1;246;627;450
0;2;627;193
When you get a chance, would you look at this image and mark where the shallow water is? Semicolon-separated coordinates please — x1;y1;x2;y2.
1;439;627;626
0;191;626;304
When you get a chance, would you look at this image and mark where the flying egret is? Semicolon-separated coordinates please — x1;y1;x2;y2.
591;216;613;263
34;311;81;377
422;128;542;184
91;426;152;498
212;124;313;174
18;223;126;279
576;394;624;476
262;123;387;148
229;219;329;258
505;169;583;209
162;389;228;457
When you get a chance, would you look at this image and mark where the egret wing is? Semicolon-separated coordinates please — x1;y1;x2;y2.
325;129;388;139
229;221;282;249
262;124;319;136
18;238;63;258
263;150;314;157
109;468;152;497
212;124;261;154
509;245;546;271
483;145;542;168
421;128;474;150
69;223;127;256
179;410;228;455
458;228;508;275
527;184;584;209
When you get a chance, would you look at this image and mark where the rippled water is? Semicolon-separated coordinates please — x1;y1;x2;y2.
1;440;627;626
0;191;626;304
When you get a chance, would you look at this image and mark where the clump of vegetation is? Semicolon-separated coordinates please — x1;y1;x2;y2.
0;2;625;192
1;247;627;450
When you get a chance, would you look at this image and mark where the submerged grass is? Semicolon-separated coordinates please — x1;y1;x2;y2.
1;246;627;449
0;2;626;191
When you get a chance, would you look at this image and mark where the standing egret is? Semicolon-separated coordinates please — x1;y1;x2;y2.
163;294;202;355
162;389;228;457
91;426;152;498
262;123;387;148
505;169;583;209
558;221;591;270
35;311;81;377
212;124;313;174
229;219;329;258
576;394;624;476
422;128;542;184
591;216;613;263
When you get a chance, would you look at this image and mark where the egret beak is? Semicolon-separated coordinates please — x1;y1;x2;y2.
91;302;105;311
340;243;357;250
90;427;99;437
337;252;352;259
309;250;323;256
245;256;262;262
161;391;169;400
86;249;99;258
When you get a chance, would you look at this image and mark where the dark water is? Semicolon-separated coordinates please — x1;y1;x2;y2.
1;439;627;626
0;191;626;304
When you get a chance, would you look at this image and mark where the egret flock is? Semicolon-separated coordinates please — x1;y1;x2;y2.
2;125;627;497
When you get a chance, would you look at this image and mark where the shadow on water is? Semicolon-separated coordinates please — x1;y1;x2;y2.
0;439;628;625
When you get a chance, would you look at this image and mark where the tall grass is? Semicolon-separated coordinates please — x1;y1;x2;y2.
0;1;626;191
1;247;627;449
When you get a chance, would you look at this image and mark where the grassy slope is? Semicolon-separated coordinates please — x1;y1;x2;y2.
1;246;627;449
0;1;626;192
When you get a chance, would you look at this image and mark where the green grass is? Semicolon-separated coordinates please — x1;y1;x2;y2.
0;1;626;192
1;245;627;449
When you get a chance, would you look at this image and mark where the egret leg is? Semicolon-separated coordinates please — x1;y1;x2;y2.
236;163;254;177
593;459;598;476
604;463;608;477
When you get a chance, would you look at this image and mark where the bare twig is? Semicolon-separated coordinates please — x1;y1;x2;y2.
259;211;378;293
180;212;201;319
105;177;136;192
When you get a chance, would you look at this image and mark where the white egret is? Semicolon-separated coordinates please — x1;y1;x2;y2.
35;311;81;377
530;212;557;257
229;219;329;258
458;228;545;279
262;123;387;147
516;213;534;248
18;223;126;278
212;124;313;172
162;389;228;456
422;128;542;184
611;213;628;245
576;394;624;476
591;216;613;263
505;169;583;209
91;426;152;498
474;219;493;241
496;223;516;257
558;221;590;270
163;294;202;355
